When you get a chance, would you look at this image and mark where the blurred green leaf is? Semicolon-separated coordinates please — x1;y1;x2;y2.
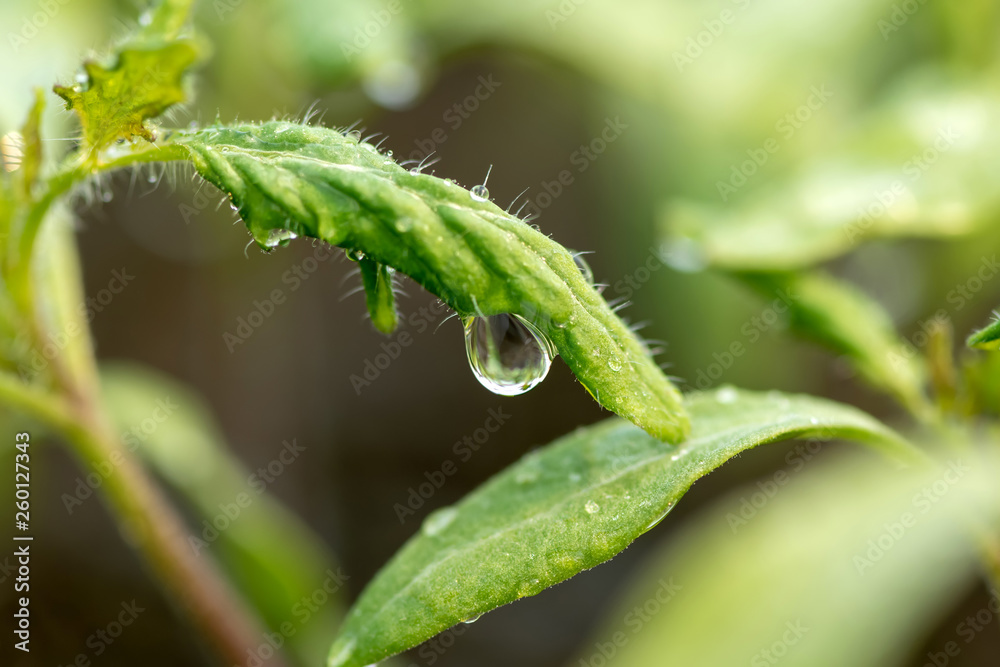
663;73;1000;271
742;271;929;417
327;387;914;667
577;449;1000;667
100;363;343;667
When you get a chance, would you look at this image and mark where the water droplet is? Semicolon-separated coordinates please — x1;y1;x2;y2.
461;613;483;624
644;503;675;532
101;189;113;202
670;453;680;462
515;467;539;485
608;356;623;372
75;72;88;85
659;238;707;273
346;248;365;262
716;386;738;404
585;500;600;514
470;184;489;201
463;314;555;396
517;579;542;598
809;417;819;425
421;506;458;536
571;252;595;285
265;228;297;248
138;10;152;25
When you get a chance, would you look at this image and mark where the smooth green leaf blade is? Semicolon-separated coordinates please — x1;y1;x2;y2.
742;271;930;417
579;451;1000;667
54;42;199;156
100;363;345;667
967;311;1000;350
327;387;914;667
171;121;688;443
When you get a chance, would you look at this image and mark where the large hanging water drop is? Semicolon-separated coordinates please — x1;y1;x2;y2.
463;313;556;396
265;228;297;248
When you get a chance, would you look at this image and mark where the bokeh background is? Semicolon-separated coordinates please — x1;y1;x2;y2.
2;0;1000;665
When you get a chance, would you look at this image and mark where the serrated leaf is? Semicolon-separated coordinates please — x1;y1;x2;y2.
53;41;199;156
662;75;1000;271
169;121;688;443
581;450;1000;667
326;387;915;667
967;312;1000;350
742;271;930;417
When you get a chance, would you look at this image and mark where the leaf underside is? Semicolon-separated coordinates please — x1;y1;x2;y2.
327;387;913;667
172;121;688;442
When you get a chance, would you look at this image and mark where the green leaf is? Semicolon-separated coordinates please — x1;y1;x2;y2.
577;450;1000;667
742;271;930;418
662;74;1000;271
53;41;199;157
326;387;915;667
358;257;399;334
167;121;688;443
967;311;1000;350
100;363;345;667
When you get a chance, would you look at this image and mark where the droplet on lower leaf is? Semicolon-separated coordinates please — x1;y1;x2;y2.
265;228;298;248
584;500;600;514
462;613;483;624
463;313;556;396
644;502;675;532
470;184;489;201
715;385;739;404
346;248;365;262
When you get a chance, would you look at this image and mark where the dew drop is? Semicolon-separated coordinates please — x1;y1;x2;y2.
517;579;542;598
101;189;113;202
716;385;739;404
608;356;623;372
265;228;297;248
345;248;366;262
571;252;595;285
461;613;483;624
421;506;458;537
584;500;600;514
470;184;489;201
809;417;820;425
75;72;88;85
463;313;555;396
644;503;675;532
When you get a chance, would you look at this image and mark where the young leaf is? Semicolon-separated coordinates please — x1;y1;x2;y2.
168;121;689;443
358;257;399;334
326;387;915;667
741;271;930;418
966;311;1000;350
580;450;1000;667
